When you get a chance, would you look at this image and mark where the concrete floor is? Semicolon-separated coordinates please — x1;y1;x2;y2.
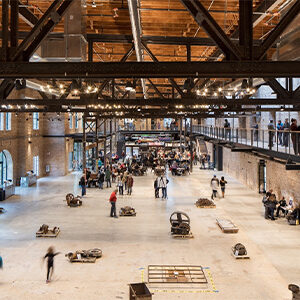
0;167;299;300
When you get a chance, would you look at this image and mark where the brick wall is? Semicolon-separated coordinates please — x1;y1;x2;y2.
206;142;300;203
0;89;83;182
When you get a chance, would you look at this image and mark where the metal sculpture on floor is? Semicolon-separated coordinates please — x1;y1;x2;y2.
119;206;136;216
170;211;193;238
65;193;82;207
36;224;60;237
65;248;102;263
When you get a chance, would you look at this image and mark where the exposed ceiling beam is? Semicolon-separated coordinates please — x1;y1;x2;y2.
18;0;39;27
2;97;299;106
1;61;300;78
256;0;300;59
180;0;242;60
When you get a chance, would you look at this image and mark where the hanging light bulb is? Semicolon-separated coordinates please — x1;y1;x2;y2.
214;92;217;96
234;87;238;92
218;87;222;92
59;84;64;89
204;88;208;93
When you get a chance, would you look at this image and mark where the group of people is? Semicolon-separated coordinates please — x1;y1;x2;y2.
262;189;300;224
199;153;211;169
79;165;135;197
154;176;169;199
210;175;227;199
267;118;300;154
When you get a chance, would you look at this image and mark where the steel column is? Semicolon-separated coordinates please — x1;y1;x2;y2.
83;113;87;170
1;0;9;62
104;120;107;168
239;0;253;60
10;0;19;50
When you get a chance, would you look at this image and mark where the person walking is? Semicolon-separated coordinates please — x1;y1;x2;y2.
220;176;227;198
154;177;159;198
283;118;290;147
211;175;219;200
158;176;169;199
79;175;86;197
268;120;275;149
117;174;124;195
105;167;112;188
127;174;134;195
109;189;118;218
98;171;105;189
123;172;128;191
291;119;299;155
277;120;283;145
43;247;60;283
224;119;231;140
0;254;3;269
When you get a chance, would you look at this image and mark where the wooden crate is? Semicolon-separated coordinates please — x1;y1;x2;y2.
171;232;194;239
36;228;60;238
216;218;239;233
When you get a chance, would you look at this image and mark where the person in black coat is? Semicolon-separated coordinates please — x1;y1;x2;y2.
98;172;105;189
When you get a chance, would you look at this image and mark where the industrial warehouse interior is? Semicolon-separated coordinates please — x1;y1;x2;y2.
0;0;300;299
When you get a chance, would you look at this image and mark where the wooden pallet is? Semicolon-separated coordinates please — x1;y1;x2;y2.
36;228;60;238
119;213;136;217
195;204;216;209
171;232;194;239
216;218;239;233
231;252;250;259
69;257;96;263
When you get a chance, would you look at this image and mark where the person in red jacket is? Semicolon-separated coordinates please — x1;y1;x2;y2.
109;189;118;218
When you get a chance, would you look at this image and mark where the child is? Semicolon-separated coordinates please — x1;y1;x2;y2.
43;247;60;283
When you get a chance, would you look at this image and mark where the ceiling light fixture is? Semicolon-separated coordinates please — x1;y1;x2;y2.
92;1;96;8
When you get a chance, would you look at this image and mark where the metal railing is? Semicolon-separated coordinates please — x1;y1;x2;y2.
192;125;300;156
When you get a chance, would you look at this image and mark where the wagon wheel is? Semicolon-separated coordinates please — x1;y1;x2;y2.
87;248;102;258
178;223;190;235
66;193;74;202
169;211;190;226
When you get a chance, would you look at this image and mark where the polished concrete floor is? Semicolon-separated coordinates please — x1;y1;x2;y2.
0;166;299;299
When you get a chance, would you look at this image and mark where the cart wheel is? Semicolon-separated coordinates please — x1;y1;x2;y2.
88;248;102;258
66;193;74;202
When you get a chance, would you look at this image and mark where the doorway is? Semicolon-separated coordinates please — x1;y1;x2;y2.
258;160;266;193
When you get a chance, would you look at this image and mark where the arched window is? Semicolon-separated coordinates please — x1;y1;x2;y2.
0;150;13;185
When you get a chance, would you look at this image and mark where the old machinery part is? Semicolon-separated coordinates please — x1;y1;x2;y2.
233;243;247;256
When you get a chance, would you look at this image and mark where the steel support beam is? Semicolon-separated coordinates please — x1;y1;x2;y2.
180;0;242;60
1;0;9;62
147;79;165;98
239;0;253;60
14;0;75;61
19;1;39;27
142;42;185;97
1;61;300;78
10;1;19;50
1;97;300;107
96;45;134;97
264;78;290;98
257;1;300;60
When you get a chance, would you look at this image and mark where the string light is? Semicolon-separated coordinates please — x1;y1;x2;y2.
218;87;222;92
